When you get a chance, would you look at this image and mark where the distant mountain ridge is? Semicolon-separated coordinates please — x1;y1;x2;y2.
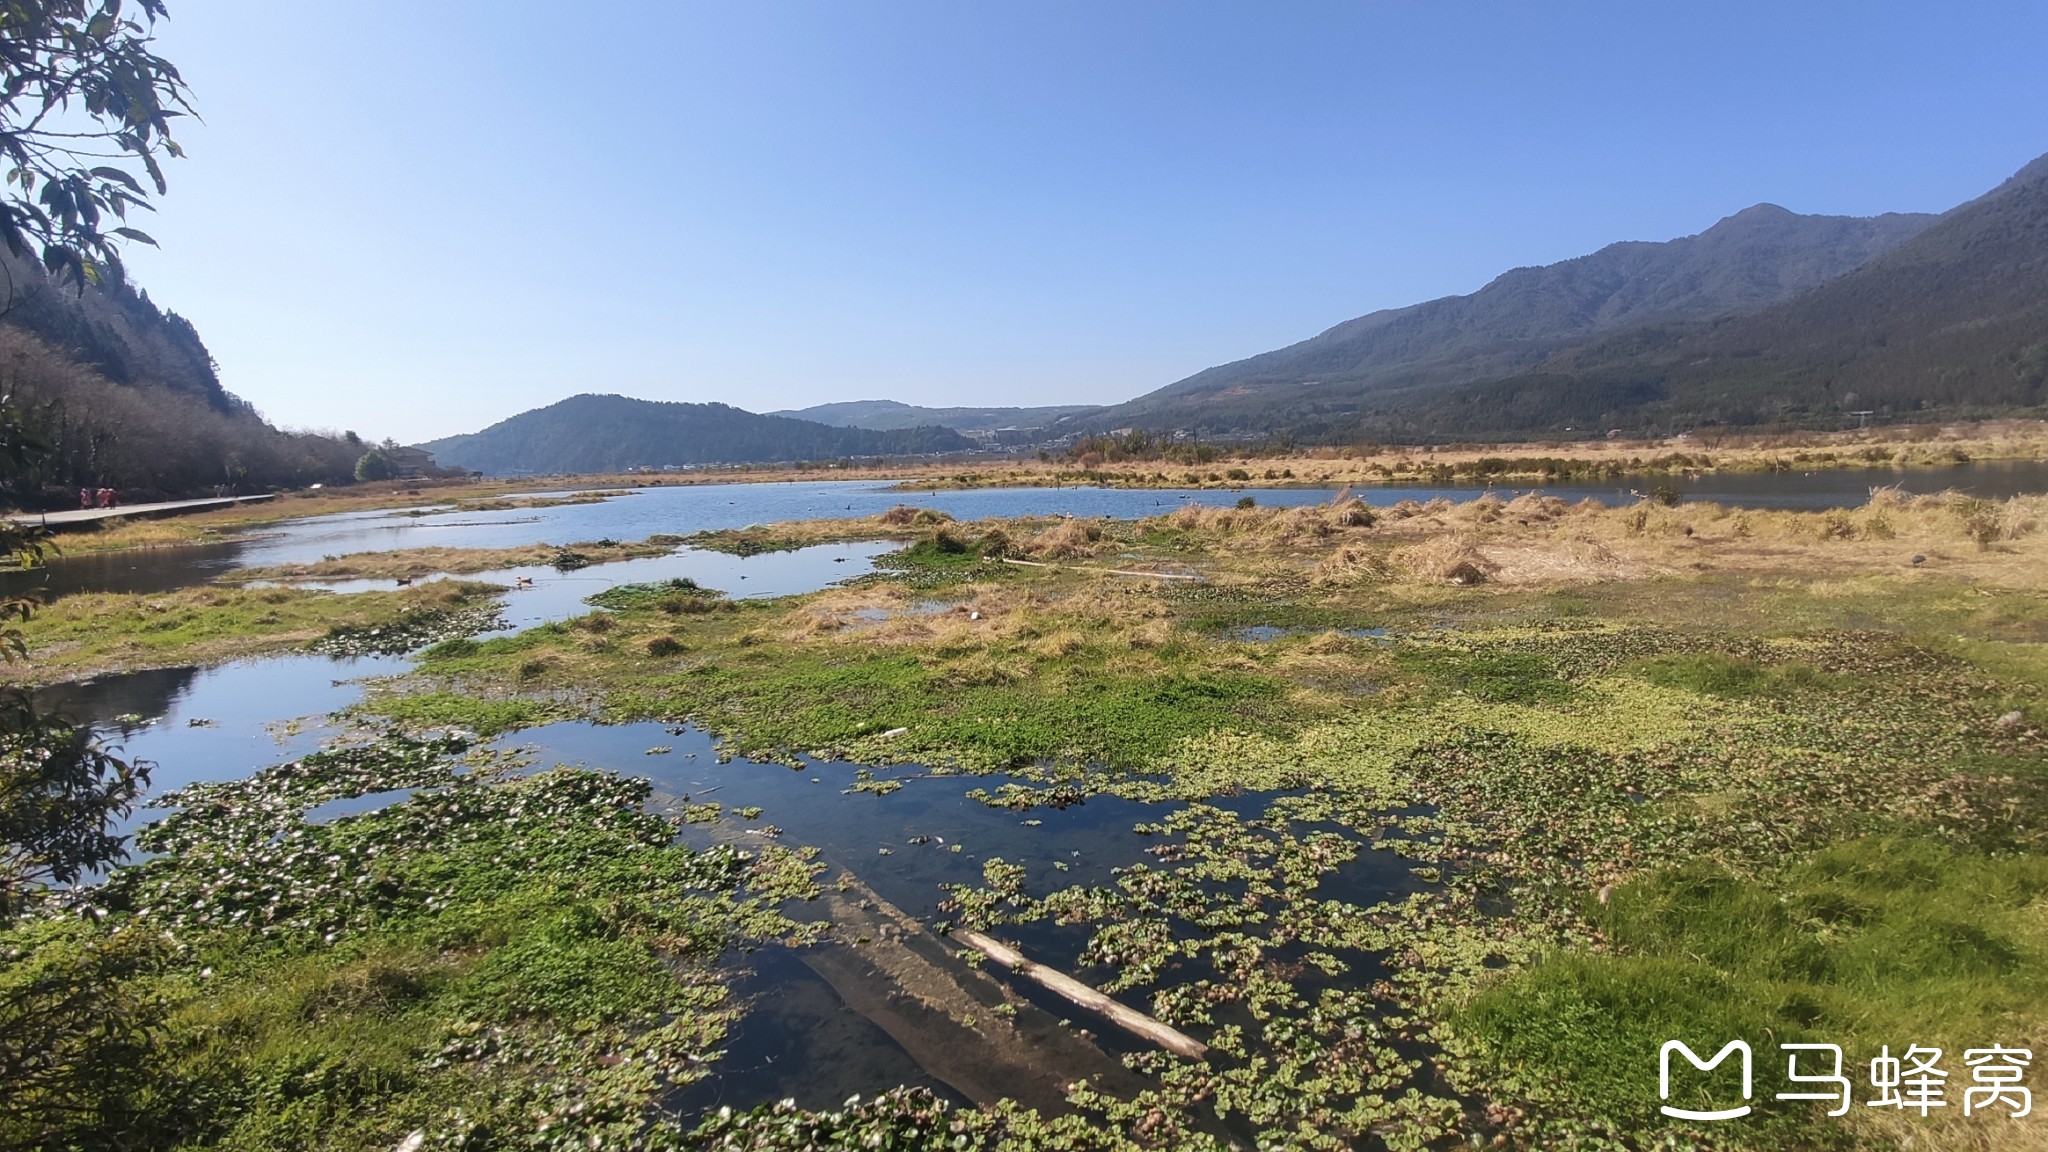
771;399;1098;433
1373;151;2048;436
1075;199;1942;434
419;394;976;474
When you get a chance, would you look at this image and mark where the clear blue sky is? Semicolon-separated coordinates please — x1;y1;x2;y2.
122;1;2048;443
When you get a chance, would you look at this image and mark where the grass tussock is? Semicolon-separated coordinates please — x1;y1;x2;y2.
1023;518;1111;559
1391;535;1498;585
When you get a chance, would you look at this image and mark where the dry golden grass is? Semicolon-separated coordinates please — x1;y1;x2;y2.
1134;486;2048;595
1023;518;1112;559
871;418;2048;491
1389;535;1499;585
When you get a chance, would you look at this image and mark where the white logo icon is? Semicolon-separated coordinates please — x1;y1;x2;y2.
1661;1040;1754;1120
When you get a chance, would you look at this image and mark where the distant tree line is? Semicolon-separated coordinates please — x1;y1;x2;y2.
1062;430;1222;466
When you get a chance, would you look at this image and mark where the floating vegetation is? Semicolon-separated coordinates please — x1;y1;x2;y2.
4;732;822;1150
308;600;502;656
584;576;724;612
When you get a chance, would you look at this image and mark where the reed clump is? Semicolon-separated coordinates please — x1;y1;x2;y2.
1391;535;1497;585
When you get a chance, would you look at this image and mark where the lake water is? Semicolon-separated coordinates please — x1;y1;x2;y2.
13;461;2048;604
201;460;2048;565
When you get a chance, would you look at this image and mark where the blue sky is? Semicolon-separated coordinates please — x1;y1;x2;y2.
123;1;2048;442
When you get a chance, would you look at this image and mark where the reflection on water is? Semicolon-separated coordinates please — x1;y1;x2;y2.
669;946;964;1115
35;653;409;825
1;541;249;600
512;720;1431;1116
281;540;905;634
41;666;1430;1115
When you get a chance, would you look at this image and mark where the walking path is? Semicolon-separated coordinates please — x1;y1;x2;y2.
6;494;276;530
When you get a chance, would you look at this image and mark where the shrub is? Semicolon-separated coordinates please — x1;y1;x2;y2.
644;636;685;658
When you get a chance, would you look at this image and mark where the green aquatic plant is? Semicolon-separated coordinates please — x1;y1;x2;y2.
3;732;822;1151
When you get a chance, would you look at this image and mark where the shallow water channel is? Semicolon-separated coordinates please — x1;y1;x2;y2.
43;655;1432;1115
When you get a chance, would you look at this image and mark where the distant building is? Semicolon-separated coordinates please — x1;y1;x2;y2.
386;446;437;478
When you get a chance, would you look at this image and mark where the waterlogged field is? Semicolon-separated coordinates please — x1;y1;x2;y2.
9;487;2048;1150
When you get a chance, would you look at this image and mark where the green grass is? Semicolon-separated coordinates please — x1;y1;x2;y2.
1630;651;1837;697
1457;837;2048;1145
583;577;722;611
2;581;502;682
1400;648;1574;704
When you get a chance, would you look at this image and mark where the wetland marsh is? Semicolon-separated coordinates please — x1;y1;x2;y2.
8;479;2048;1150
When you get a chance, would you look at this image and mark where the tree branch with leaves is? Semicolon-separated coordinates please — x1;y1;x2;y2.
0;0;191;287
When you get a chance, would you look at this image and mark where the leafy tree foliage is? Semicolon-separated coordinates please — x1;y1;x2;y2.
352;443;395;481
0;326;363;502
0;507;145;923
0;0;160;918
0;0;191;287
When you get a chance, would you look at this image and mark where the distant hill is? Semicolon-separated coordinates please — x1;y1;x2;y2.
771;399;1100;433
419;394;978;474
1070;197;1943;436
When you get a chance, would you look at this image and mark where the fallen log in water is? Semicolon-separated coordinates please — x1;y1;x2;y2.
955;930;1208;1060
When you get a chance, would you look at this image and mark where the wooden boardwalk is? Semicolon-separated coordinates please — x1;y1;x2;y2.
6;494;276;531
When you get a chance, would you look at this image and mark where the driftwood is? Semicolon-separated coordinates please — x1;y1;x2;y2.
955;930;1208;1060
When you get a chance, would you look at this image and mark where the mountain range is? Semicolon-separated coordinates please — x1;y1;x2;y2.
417;150;2048;471
1064;151;2048;440
770;400;1094;434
